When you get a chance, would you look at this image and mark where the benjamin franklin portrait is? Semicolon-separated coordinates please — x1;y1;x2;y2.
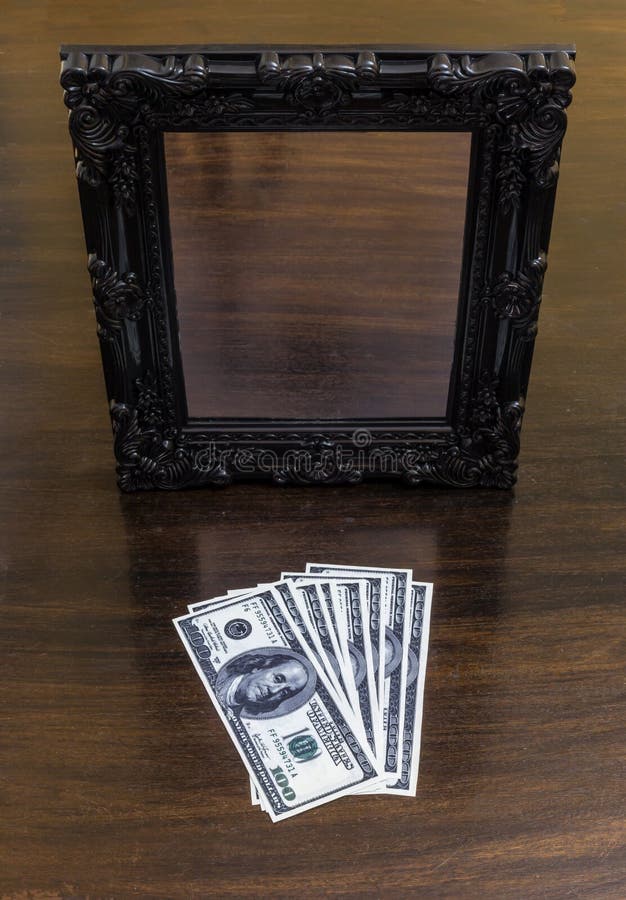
347;641;367;688
215;647;317;718
371;627;403;678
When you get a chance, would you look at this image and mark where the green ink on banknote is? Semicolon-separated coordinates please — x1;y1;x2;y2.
288;735;320;761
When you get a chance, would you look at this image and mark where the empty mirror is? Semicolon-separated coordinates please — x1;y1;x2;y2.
165;131;471;421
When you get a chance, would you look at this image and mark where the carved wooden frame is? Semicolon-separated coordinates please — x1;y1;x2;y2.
60;44;576;490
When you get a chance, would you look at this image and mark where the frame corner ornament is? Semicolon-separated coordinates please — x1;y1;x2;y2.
110;400;233;492
402;376;524;490
428;50;576;201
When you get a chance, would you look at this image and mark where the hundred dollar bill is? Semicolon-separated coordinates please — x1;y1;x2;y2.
331;579;380;758
174;584;382;821
272;582;366;736
281;578;380;761
205;579;368;812
253;580;432;808
283;580;350;710
350;575;387;710
195;580;380;815
292;578;378;756
295;573;388;723
190;581;364;814
243;575;366;813
306;563;412;780
282;574;364;717
312;581;359;714
386;582;432;795
245;579;369;816
270;580;374;811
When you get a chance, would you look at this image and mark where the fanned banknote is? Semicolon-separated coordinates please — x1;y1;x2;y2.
175;583;383;822
175;565;432;819
306;563;412;782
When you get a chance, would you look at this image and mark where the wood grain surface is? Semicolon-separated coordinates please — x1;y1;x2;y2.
166;131;469;419
1;2;625;898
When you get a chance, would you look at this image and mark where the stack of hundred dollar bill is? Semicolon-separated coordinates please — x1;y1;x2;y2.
174;564;432;822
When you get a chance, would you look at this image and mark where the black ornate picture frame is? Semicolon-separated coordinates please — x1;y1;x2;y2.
60;44;576;491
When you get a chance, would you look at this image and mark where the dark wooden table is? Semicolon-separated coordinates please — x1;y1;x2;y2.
1;3;625;898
